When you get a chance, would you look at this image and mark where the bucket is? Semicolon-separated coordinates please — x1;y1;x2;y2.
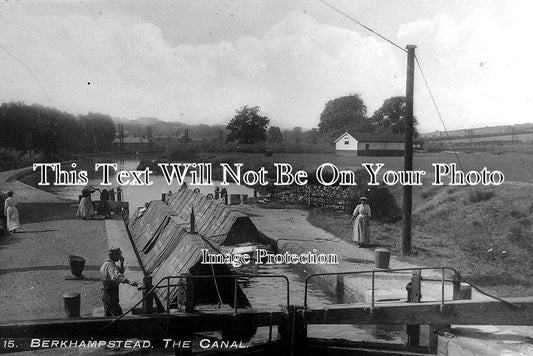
229;194;241;205
456;285;472;300
62;292;81;317
69;255;85;277
374;248;390;269
240;194;248;204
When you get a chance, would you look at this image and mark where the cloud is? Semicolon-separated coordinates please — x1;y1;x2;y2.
397;6;533;131
0;6;403;128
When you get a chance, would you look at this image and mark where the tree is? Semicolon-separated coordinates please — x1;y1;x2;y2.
303;128;321;145
226;106;270;144
267;126;283;143
318;94;371;138
370;96;419;138
288;127;303;145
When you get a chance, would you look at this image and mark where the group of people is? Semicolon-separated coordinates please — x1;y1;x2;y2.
77;186;115;220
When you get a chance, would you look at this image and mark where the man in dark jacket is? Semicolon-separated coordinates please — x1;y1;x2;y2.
99;248;138;316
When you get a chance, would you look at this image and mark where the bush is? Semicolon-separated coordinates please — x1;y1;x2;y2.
164;143;199;161
468;189;495;203
0;149;34;171
510;210;527;219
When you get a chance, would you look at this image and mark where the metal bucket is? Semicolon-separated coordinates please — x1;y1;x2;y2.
69;255;85;277
62;292;81;317
374;248;390;269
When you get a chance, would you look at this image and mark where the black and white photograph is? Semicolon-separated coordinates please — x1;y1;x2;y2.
0;1;532;355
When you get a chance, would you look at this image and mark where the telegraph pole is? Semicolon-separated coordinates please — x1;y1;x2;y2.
402;45;416;255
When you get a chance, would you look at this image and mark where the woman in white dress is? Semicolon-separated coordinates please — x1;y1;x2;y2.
4;191;21;233
350;197;371;247
77;187;95;219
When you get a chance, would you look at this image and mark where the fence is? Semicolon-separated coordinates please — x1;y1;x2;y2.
306;194;352;213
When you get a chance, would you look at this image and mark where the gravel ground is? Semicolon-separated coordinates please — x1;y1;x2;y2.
0;202;108;320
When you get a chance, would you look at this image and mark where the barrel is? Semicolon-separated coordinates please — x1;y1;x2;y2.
62;292;81;317
240;194;248;204
374;248;390;269
69;255;85;277
229;194;241;205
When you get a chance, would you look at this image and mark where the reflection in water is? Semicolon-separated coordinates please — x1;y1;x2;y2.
242;264;404;343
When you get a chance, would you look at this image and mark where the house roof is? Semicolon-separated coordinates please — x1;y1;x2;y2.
335;131;405;143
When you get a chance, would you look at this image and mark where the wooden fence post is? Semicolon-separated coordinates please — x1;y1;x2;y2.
406;269;421;347
142;275;154;314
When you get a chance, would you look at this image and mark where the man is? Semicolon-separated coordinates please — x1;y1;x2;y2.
100;248;138;316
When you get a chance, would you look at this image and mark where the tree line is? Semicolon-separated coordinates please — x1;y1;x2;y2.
0;102;115;159
226;94;418;145
0;92;417;160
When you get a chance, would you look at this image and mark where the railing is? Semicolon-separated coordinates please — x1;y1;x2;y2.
154;274;291;316
102;273;290;331
303;266;517;310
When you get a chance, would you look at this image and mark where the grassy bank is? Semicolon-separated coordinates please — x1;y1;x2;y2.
308;182;533;297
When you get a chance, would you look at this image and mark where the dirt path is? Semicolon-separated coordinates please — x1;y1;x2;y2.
235;204;417;272
0;168;108;320
0;166;68;203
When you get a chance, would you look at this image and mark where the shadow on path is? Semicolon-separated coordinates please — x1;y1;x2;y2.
0;265;101;275
17;203;80;224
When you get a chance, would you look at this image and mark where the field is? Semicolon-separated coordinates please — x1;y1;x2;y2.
199;151;533;297
199;151;533;184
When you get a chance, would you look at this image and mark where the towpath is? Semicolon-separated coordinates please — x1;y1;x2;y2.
234;204;453;303
0;167;139;320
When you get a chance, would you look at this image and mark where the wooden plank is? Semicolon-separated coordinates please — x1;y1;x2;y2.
305;297;533;325
0;309;287;339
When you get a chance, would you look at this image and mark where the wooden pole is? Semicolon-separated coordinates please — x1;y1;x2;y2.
402;45;416;255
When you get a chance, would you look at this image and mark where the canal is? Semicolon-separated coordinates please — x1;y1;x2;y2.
22;159;404;344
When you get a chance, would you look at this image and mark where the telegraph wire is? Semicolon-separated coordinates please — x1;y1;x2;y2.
318;0;407;53
0;42;52;103
414;54;497;248
317;0;497;248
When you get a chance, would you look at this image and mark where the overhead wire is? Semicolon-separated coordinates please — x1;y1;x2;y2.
0;42;52;103
317;0;497;248
414;54;497;248
318;0;406;53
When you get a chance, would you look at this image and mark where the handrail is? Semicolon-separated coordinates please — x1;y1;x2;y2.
303;266;519;309
101;273;290;331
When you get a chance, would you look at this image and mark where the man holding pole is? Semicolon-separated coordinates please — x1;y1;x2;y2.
100;247;138;316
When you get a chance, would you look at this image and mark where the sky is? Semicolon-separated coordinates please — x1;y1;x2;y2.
0;0;532;133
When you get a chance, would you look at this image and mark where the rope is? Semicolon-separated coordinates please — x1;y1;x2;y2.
210;260;224;308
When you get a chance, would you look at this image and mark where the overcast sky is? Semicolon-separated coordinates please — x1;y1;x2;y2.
0;0;531;133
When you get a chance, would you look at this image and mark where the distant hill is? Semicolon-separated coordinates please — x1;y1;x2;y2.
113;117;226;140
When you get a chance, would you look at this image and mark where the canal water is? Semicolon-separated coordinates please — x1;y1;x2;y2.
23;159;404;344
24;159;256;213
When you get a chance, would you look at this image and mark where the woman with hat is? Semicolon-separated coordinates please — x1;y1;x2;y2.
350;196;372;247
4;191;21;233
77;187;95;219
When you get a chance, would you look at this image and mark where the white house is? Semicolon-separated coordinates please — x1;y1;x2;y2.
334;131;405;156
